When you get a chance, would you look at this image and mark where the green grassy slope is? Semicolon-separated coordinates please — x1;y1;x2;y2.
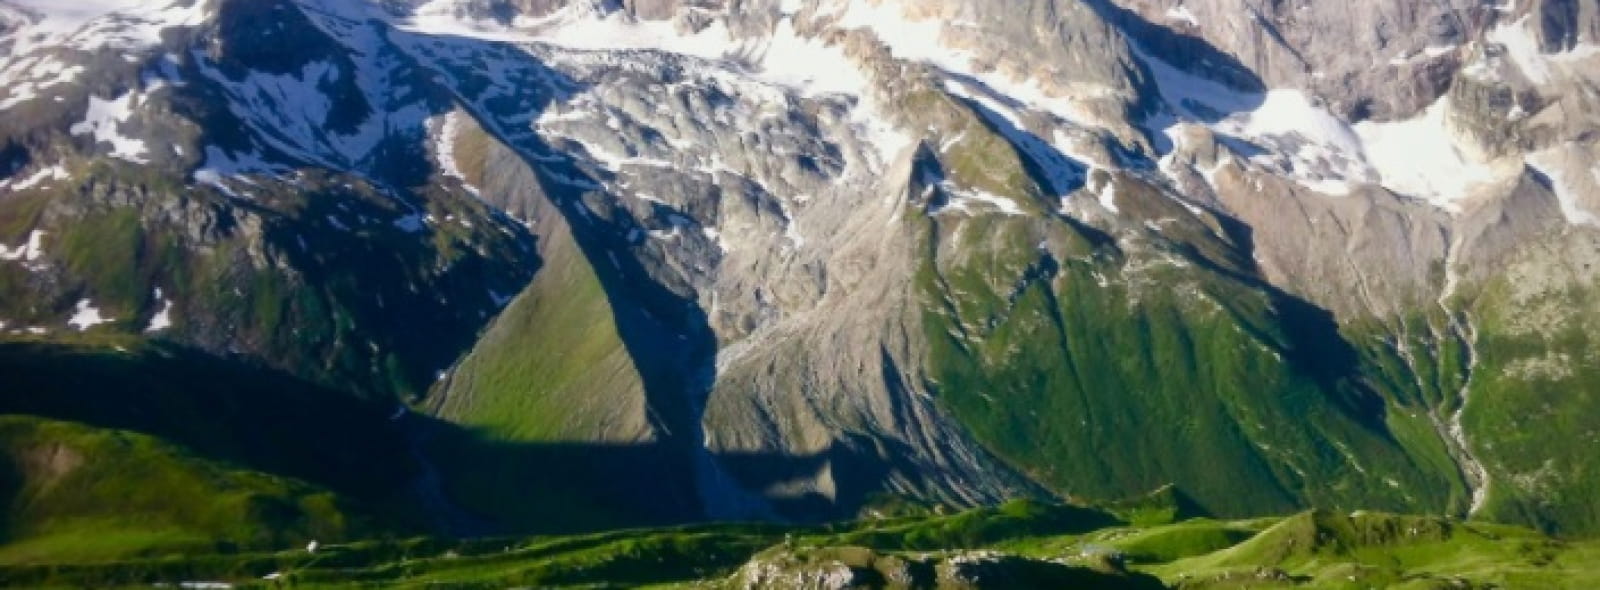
1461;235;1600;535
0;416;358;564
419;194;707;535
0;340;417;494
0;500;1593;589
1153;510;1600;589
913;173;1456;518
427;207;649;444
0;340;425;538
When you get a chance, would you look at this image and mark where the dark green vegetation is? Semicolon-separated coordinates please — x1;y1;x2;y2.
0;340;424;558
0;498;1592;588
1458;235;1600;536
419;200;703;533
902;101;1600;539
0;416;353;564
915;171;1459;520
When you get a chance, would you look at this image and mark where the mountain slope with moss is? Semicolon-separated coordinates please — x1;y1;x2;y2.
0;415;364;565
1;0;1599;564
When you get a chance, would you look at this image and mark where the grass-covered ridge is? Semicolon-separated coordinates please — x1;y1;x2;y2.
0;499;1593;588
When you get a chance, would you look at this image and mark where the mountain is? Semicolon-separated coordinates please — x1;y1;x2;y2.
1;0;1599;558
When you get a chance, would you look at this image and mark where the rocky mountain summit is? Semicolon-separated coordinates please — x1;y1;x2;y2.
1;0;1599;547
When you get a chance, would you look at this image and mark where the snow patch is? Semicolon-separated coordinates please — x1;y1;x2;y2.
70;92;149;163
932;183;1024;217
193;145;280;196
1241;91;1362;154
1353;97;1500;212
701;226;730;252
0;56;87;111
0;230;46;262
1390;44;1459;66
432;111;480;195
833;0;1101;126
67;298;112;331
2;0;208;55
943;78;1087;196
536;113;676;172
1526;150;1600;227
0;164;68;191
1095;176;1119;214
403;0;735;60
1142;43;1517;208
145;287;174;332
1488;16;1552;83
198;59;336;156
1140;46;1369;196
750;18;870;97
193;51;424;172
374;0;916;175
853;92;915;169
1164;5;1199;27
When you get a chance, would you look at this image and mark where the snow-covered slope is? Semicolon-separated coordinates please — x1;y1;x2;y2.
0;0;210;54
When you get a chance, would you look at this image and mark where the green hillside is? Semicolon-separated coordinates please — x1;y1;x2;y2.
0;340;428;538
914;173;1459;519
0;416;358;564
0;499;1594;588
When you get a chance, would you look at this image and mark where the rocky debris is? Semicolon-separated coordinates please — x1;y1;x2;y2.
729;545;1164;589
1108;0;1481;121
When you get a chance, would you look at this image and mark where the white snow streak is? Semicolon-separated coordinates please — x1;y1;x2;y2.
0;230;45;262
67;299;111;331
0;165;68;191
1526;150;1600;227
146;287;174;332
70;92;149;163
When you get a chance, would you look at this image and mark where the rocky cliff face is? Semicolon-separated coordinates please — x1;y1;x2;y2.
2;0;1599;536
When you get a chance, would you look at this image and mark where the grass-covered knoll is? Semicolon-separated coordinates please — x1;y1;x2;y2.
1101;484;1210;527
1153;510;1600;589
0;416;357;564
1;500;1594;589
819;498;1120;552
